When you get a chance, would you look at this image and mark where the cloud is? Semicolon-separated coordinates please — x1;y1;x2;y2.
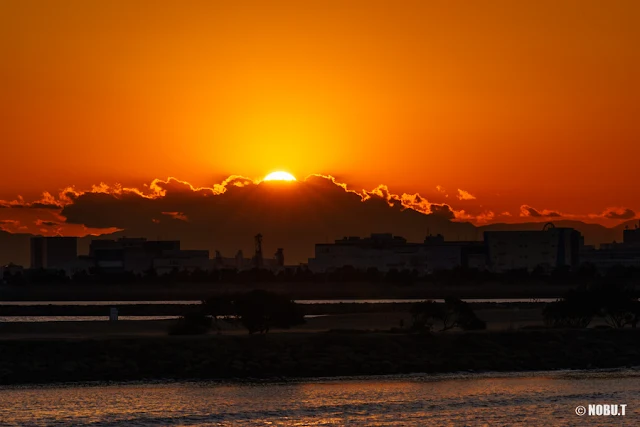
436;185;446;193
520;205;562;218
0;176;258;211
0;192;64;209
457;189;476;201
35;220;60;227
3;173;637;264
306;174;460;218
454;210;495;224
0;219;28;233
161;212;189;221
49;174;484;262
429;204;456;220
520;205;541;217
602;207;636;220
0;206;121;237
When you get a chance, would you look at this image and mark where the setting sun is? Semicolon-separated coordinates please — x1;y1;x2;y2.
263;171;297;182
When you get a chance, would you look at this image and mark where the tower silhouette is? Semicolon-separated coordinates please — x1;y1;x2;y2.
254;233;264;269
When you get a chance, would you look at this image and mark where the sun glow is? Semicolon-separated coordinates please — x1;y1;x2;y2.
263;171;297;182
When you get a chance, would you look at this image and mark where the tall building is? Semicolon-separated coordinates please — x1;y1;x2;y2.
89;237;180;273
484;225;581;272
153;250;211;275
580;221;640;271
212;235;289;272
580;244;640;271
30;237;78;269
307;233;482;273
213;250;254;270
623;221;640;246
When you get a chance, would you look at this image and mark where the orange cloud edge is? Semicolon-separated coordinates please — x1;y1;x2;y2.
0;174;637;237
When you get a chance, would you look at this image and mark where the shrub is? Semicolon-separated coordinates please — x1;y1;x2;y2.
543;299;594;328
443;298;487;331
234;290;305;334
169;313;213;335
543;285;639;329
410;298;486;332
410;300;442;332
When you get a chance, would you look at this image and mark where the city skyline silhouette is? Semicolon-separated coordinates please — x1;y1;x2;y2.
0;173;638;266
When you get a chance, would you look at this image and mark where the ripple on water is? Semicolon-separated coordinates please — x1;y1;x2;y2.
0;370;638;426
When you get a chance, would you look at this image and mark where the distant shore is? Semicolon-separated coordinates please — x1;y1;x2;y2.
0;301;547;318
0;282;585;302
1;329;639;385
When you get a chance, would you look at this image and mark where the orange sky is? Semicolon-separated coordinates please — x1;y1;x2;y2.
1;0;639;229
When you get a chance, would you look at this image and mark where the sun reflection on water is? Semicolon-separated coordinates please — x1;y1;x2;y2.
0;371;637;426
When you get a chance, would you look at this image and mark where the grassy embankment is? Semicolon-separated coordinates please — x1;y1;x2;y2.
0;329;638;385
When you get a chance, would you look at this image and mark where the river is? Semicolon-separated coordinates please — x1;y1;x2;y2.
0;370;637;426
0;298;555;305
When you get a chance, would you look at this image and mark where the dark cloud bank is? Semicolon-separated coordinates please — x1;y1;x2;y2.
0;176;636;266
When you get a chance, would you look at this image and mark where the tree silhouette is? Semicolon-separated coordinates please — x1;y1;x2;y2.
410;300;442;332
168;312;213;335
201;295;236;331
543;285;639;329
233;290;305;334
411;298;486;332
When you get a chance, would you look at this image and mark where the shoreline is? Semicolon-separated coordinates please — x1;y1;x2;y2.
3;366;639;389
0;301;548;317
1;329;639;386
0;282;587;302
0;306;549;337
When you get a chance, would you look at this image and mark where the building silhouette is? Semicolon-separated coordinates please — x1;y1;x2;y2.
22;223;640;278
308;225;588;274
307;233;485;273
622;221;640;245
89;237;193;273
581;221;640;271
484;224;581;272
253;233;264;269
152;249;211;275
212;234;290;272
30;237;78;270
275;248;285;267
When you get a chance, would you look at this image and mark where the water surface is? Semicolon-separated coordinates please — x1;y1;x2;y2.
0;298;554;306
0;370;637;426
